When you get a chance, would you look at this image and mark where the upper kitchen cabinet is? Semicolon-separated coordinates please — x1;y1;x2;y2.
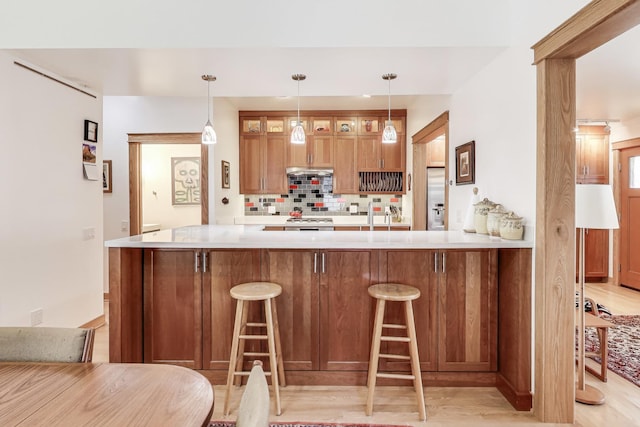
357;116;405;172
287;117;333;168
576;125;610;184
239;115;287;194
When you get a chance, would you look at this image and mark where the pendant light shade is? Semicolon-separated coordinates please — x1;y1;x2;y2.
291;74;306;145
201;74;217;145
382;73;397;144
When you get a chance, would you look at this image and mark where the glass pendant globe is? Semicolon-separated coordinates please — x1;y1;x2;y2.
202;120;217;145
382;121;397;144
291;123;306;144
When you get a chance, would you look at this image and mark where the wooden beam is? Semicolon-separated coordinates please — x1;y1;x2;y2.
534;58;576;423
532;0;640;63
127;133;201;143
411;111;449;143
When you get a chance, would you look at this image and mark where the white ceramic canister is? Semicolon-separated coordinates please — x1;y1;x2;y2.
473;198;496;235
499;211;524;240
486;204;507;237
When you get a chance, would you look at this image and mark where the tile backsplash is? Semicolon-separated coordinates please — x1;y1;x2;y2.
244;174;402;217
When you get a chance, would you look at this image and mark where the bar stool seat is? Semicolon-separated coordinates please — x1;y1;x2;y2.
224;282;286;416
366;283;426;421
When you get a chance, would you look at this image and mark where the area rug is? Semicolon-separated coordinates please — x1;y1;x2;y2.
584;314;640;387
210;423;409;427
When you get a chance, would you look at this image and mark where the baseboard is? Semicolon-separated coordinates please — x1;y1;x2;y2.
80;314;106;329
496;372;532;411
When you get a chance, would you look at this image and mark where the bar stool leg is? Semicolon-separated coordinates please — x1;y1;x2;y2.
405;300;426;421
271;297;286;387
233;300;250;387
366;298;385;416
265;298;282;415
224;299;245;416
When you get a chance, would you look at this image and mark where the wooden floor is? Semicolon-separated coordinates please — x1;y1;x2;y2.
93;282;640;426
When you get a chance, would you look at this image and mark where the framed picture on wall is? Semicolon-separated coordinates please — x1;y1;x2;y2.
171;157;201;205
455;140;475;185
103;160;112;193
222;160;230;189
84;120;98;142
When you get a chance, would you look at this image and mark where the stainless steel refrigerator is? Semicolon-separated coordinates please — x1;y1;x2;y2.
427;167;445;230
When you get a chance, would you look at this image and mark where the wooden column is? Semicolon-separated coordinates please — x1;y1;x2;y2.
534;58;576;423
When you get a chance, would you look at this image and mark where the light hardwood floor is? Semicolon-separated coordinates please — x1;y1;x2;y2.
94;282;640;427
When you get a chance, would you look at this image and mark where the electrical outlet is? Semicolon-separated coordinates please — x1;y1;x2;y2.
349;205;358;214
268;206;276;214
121;220;129;232
30;308;43;326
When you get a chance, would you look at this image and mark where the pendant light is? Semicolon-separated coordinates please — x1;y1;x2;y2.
201;74;217;145
382;73;398;144
291;74;306;145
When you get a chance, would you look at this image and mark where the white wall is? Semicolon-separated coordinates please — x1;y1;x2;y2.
0;52;103;326
448;47;537;233
611;116;640;142
102;96;241;290
141;144;201;230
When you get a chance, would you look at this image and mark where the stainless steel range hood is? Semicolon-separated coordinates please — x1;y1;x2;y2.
286;167;334;176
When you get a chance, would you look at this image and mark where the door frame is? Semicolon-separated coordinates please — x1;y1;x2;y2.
532;0;640;422
412;111;449;231
127;133;209;236
612;137;640;286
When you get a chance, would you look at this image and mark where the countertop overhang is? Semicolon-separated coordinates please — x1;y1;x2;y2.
105;225;533;249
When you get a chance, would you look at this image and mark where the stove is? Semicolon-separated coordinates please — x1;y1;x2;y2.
284;217;334;230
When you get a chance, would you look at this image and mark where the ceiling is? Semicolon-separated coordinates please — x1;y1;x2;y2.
6;4;640;120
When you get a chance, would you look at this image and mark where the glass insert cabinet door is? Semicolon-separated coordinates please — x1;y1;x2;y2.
630;155;640;188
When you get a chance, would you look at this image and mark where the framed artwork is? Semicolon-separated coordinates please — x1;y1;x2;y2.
455;140;475;185
221;160;230;189
171;157;201;205
84;120;98;142
103;160;112;193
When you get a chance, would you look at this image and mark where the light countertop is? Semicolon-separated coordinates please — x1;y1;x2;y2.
105;225;533;249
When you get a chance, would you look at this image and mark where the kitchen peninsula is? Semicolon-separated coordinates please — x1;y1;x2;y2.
106;225;533;411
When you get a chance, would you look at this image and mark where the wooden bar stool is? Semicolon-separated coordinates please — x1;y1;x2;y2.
366;283;426;421
223;282;286;416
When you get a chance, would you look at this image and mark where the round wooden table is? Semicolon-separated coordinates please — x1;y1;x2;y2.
0;362;214;426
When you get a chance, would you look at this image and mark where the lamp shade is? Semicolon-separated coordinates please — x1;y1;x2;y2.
575;184;619;229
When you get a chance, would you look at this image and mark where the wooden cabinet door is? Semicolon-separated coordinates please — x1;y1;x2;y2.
264;135;287;194
576;229;609;280
426;137;446;167
357;136;381;171
379;250;438;371
264;250;320;371
319;250;375;371
202;249;261;370
143;249;202;369
380;134;405;171
576;127;609;184
240;134;264;194
310;135;333;167
287;140;308;167
333;135;358;193
438;249;498;372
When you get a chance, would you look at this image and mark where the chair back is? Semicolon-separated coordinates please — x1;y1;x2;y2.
236;360;270;427
0;327;95;363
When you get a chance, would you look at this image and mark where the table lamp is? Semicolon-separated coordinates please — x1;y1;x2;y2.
575;184;619;405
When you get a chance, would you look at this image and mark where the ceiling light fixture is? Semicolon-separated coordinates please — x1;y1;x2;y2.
291;74;306;145
201;74;217;145
382;73;398;144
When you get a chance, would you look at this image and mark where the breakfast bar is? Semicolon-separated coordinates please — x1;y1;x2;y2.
106;225;533;411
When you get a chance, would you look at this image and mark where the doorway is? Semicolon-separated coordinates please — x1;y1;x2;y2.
613;140;640;290
412;111;449;230
128;133;209;235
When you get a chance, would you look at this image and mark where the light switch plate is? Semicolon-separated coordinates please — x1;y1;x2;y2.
268;206;276;214
349;205;358;214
